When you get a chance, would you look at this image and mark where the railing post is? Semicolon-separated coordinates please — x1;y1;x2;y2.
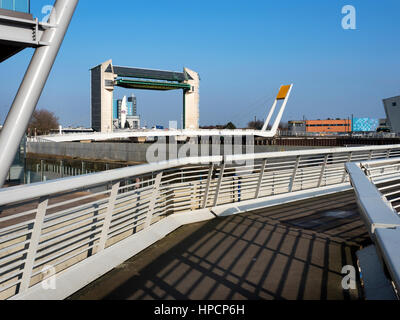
202;164;215;209
20;196;48;293
145;172;163;229
272;172;275;195
342;152;353;183
255;159;267;199
213;163;226;207
98;181;120;252
318;155;329;187
40;160;44;182
289;156;301;192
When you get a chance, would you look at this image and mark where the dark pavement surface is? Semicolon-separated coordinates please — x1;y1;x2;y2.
70;191;369;300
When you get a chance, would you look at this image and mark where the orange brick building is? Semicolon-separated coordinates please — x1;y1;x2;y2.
305;119;351;133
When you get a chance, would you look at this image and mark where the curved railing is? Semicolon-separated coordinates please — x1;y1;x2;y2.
1;144;400;299
347;157;400;297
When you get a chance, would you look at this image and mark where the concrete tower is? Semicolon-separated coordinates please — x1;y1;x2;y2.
91;60;115;133
183;68;200;130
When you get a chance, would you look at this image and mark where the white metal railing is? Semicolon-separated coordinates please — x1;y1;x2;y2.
346;157;400;297
1;144;400;299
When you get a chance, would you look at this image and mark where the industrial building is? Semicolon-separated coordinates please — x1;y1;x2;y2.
288;118;381;134
383;96;400;133
352;118;379;132
288;119;351;134
306;119;351;133
91;60;200;133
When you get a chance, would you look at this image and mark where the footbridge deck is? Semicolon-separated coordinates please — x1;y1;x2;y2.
70;191;366;300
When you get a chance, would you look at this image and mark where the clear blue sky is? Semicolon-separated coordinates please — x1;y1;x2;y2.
1;0;399;128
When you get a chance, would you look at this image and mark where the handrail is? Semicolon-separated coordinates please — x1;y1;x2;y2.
346;158;400;297
1;144;400;300
0;156;223;206
2;144;400;206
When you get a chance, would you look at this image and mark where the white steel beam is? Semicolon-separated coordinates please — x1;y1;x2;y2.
0;0;79;187
97;181;121;251
202;163;215;208
213;164;226;207
19;196;49;293
145;172;163;228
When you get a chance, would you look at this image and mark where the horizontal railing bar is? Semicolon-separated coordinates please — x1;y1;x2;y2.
43;200;109;227
0;219;35;237
41;212;106;243
378;183;400;192
0;259;25;277
109;211;148;233
0;209;37;224
0;278;21;294
108;218;147;238
33;233;102;270
32;243;99;277
0;239;30;257
45;189;111;210
38;219;105;252
0;227;32;247
42;205;108;232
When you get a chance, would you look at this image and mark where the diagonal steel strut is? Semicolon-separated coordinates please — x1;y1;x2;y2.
0;0;79;187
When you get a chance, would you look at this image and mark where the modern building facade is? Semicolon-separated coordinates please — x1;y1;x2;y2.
383;96;400;133
352;118;379;132
113;95;137;118
112;95;141;130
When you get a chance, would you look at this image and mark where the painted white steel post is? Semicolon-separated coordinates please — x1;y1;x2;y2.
0;0;79;187
202;164;215;209
145;172;163;228
20;196;49;293
368;151;373;161
289;156;301;192
213;163;226;207
270;84;294;134
262;100;278;132
318;155;329;187
255;159;267;199
98;181;120;252
342;152;353;183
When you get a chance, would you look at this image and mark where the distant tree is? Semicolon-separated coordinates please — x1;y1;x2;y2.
224;122;236;130
28;109;59;136
247;120;264;130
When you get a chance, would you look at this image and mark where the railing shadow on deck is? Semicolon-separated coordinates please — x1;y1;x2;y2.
72;192;367;301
